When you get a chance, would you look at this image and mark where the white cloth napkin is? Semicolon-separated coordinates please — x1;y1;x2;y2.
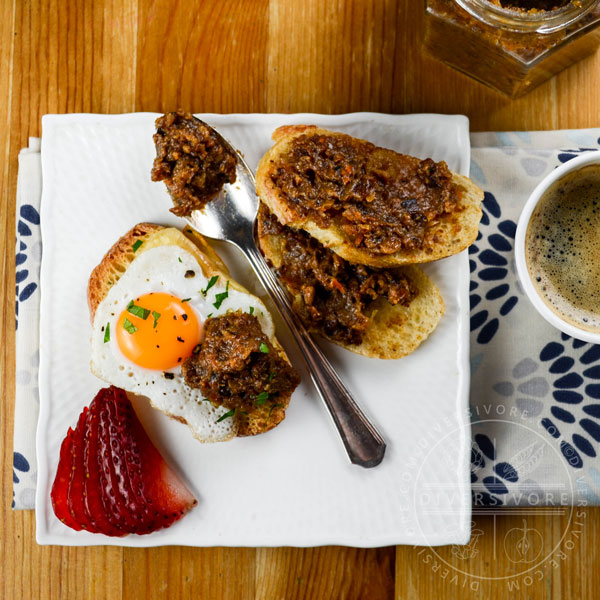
13;128;600;509
13;138;42;508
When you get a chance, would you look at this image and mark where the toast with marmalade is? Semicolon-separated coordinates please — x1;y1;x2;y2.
256;125;483;268
257;204;445;359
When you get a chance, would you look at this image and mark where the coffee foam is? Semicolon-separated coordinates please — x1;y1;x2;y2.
525;164;600;333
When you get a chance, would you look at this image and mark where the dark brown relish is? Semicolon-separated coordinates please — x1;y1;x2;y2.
258;205;418;346
182;312;300;412
268;132;459;255
151;111;237;217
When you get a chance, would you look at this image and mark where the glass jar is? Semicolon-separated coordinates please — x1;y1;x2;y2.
424;0;600;98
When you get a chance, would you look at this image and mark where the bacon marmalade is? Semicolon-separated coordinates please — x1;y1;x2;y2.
182;312;300;412
491;1;573;10
259;206;418;346
151;111;237;217
268;132;460;256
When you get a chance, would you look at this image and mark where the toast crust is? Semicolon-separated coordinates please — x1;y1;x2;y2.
88;223;296;438
257;210;445;359
256;126;483;267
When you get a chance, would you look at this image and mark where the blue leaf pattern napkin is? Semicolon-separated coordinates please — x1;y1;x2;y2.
13;138;42;509
13;128;600;509
469;129;600;507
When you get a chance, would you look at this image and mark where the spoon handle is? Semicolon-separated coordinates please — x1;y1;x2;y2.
240;241;386;468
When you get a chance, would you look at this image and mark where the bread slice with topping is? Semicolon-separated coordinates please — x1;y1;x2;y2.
88;223;299;439
257;205;445;359
256;125;483;268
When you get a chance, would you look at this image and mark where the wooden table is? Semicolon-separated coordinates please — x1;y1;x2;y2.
1;2;599;599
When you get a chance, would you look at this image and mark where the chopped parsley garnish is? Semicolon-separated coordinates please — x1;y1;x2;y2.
268;371;276;382
152;311;161;328
213;280;229;310
216;408;236;423
181;298;191;303
259;342;269;354
132;240;143;252
103;322;110;343
201;275;219;296
178;257;182;263
249;306;254;315
207;313;213;318
127;302;150;320
255;391;270;405
122;318;137;334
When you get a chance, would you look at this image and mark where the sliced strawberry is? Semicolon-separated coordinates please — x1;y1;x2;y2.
83;395;123;536
91;391;131;534
102;389;154;534
96;392;142;532
51;386;196;535
110;387;197;532
51;426;81;531
65;407;98;532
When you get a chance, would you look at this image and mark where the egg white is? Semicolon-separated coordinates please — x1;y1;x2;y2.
90;245;275;442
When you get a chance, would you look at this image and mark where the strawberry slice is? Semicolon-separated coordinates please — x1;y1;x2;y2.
110;387;197;531
51;426;81;531
51;386;197;536
94;391;134;534
96;390;154;532
66;407;98;532
83;395;122;536
101;390;153;534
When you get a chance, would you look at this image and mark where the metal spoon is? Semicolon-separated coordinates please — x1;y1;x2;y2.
185;121;386;468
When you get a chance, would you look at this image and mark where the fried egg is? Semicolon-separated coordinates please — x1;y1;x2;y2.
90;244;274;442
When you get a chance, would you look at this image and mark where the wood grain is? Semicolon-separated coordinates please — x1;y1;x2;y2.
136;0;269;113
255;547;395;600
123;547;256;599
2;1;600;599
396;508;594;599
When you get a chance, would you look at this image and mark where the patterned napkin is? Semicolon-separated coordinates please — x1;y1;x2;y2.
13;128;600;509
469;129;600;508
13;138;42;509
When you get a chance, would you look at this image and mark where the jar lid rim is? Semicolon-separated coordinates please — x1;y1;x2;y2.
455;0;599;33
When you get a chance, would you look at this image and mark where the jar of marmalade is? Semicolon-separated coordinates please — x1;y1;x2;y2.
424;0;600;98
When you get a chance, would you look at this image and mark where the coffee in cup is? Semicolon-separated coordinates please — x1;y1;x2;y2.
524;164;600;333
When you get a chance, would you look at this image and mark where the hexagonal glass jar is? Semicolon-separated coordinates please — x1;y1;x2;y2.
424;0;600;98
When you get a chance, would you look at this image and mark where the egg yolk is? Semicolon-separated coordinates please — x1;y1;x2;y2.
116;292;201;370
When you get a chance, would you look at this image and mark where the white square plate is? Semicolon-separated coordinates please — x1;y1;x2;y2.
36;112;472;547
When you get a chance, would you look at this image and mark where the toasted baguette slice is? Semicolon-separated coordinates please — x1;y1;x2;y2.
256;125;483;268
257;208;445;359
88;223;297;439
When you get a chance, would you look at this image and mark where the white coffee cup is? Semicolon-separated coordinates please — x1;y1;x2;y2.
515;150;600;344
